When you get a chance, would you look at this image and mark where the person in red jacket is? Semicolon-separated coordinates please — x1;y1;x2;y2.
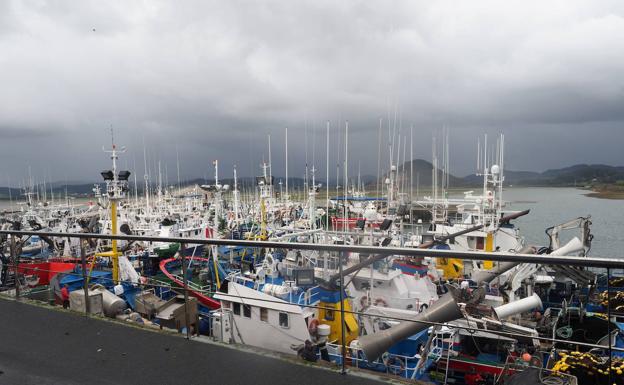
465;367;484;385
61;285;70;309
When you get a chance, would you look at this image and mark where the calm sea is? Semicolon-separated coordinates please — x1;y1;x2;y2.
494;187;622;258
0;188;621;257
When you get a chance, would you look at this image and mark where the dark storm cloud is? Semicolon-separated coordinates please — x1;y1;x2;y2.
1;0;623;185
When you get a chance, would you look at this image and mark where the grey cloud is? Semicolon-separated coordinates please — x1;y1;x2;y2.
1;1;624;184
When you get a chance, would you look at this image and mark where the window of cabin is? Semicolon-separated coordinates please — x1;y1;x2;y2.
279;312;289;328
324;305;335;321
222;300;231;309
260;308;268;322
243;304;251;318
233;302;241;316
476;237;485;250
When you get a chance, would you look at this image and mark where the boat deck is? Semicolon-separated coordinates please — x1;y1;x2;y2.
0;297;392;385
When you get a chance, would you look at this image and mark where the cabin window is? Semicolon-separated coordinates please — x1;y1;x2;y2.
233;302;241;316
222;301;231;309
195;230;199;236
476;237;485;250
260;308;268;322
279;312;289;328
243;304;251;318
325;305;335;321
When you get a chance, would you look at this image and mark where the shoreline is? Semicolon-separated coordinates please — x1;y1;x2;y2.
584;191;624;200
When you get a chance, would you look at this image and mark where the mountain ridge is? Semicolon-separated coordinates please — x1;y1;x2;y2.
2;161;624;198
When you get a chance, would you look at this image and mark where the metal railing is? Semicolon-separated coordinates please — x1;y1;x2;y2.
1;228;623;384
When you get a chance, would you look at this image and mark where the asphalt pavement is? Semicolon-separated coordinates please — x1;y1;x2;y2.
0;297;391;385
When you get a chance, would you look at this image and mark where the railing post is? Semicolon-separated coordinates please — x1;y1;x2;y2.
81;241;90;315
181;243;191;340
10;235;19;299
339;250;347;375
607;267;612;385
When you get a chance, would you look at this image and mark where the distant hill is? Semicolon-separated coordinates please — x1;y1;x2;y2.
464;164;624;186
2;163;624;199
541;164;624;185
389;160;624;189
0;187;23;200
376;159;465;189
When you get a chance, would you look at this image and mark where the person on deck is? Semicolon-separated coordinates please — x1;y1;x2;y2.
61;284;70;309
299;340;318;362
465;367;484;385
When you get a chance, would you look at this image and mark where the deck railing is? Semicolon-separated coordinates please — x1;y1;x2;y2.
0;228;623;384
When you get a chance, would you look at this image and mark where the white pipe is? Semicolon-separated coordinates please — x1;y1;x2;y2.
494;293;542;319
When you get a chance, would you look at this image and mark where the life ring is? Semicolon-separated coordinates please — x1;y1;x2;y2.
383;353;405;375
308;318;320;335
374;297;388;307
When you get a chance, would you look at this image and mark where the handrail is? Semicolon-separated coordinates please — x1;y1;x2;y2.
1;229;623;268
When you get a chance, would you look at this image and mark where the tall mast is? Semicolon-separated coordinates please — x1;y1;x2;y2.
309;165;316;229
268;134;272;186
143;140;150;216
376;118;382;199
101;132;128;284
176;144;181;191
498;133;505;214
483;134;488;199
410;125;413;200
233;165;240;225
326;120;330;231
133;157;138;205
157;161;162;201
402;136;406;196
343;121;348;232
285;127;288;200
214;159;219;187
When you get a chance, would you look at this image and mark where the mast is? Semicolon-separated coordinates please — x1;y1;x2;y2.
402;136;406;197
176;144;181;192
214;159;219;187
133;161;138;205
483;134;488;200
309;165;316;229
284;127;289;200
101;133;128;284
498;134;505;215
157;161;162;202
376;118;382;199
268;134;272;187
143;140;150;216
233;165;240;225
343;121;348;233
326;121;330;232
410;125;413;201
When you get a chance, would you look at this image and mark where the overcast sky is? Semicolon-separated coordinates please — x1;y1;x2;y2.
1;1;623;185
